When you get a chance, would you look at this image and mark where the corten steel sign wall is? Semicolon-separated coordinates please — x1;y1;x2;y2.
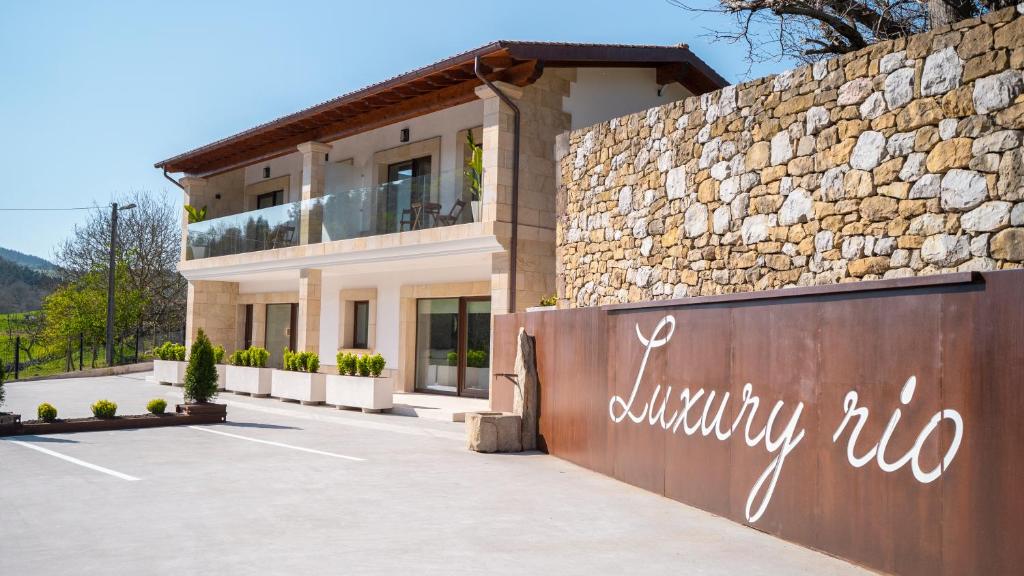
492;270;1023;576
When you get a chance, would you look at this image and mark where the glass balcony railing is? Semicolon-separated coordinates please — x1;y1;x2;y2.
186;171;480;260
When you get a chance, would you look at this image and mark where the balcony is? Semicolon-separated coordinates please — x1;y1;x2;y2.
186;172;478;260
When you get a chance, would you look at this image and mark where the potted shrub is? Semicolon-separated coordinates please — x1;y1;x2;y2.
271;348;325;404
176;329;226;420
464;131;483;222
526;294;558;312
464;349;490;392
153;341;187;386
224;346;272;397
212;344;227;390
326;352;393;413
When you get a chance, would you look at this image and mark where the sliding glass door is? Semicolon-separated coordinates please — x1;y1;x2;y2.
265;303;296;369
414;297;491;398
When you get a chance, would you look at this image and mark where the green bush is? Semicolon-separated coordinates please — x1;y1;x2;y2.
91;399;117;418
248;347;269;368
355;354;370;377
154;341;186;361
184;329;219;403
212;345;225;365
367;354;386;377
539;294;557;307
337;351;357;375
37;402;57;422
229;349;247;366
283;349;319;373
147;398;167;415
467;349;488;368
447;351;458;366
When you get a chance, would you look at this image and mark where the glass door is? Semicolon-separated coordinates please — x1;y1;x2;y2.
414;297;491;398
385;156;431;232
414;298;459;394
462;298;491;398
265;303;296;369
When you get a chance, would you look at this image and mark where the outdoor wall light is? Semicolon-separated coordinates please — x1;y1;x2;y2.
400;128;410;142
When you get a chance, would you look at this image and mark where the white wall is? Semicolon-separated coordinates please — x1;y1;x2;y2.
563;67;692;130
243;152;303;203
317;253;492;366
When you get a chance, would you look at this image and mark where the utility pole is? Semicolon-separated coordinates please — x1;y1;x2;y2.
106;202;136;366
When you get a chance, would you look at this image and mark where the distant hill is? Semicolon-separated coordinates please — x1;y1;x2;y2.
0;247;57;274
0;254;59;313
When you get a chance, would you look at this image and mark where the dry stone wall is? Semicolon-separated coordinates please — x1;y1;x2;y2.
557;5;1024;307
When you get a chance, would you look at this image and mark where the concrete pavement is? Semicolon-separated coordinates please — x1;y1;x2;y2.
0;372;872;575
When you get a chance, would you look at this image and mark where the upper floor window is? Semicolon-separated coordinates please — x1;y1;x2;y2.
257;190;284;209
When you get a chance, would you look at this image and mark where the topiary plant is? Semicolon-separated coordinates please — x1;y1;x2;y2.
91;399;117;418
212;345;225;365
337;352;356;375
367;353;386;378
147;398;167;414
248;347;269;368
355;354;370;377
155;341;187;361
229;349;247;366
184;328;219;403
37;403;57;422
467;349;489;368
305;352;320;374
447;351;458;366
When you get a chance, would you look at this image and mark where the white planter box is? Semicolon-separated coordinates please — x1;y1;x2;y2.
525;305;556;312
326;374;393;412
215;364;225;390
153;360;187;386
464;366;490;392
225;365;273;397
271;370;326;404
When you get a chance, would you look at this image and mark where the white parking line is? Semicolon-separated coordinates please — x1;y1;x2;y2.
188;426;365;461
4;439;140;481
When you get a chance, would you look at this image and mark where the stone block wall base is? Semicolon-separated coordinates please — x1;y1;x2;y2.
466;412;523;453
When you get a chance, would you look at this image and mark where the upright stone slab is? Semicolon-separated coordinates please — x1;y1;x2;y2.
512;327;539;450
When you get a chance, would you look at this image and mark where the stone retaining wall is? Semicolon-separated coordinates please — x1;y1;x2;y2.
556;5;1024;307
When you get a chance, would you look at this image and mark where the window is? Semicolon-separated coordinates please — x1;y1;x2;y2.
256;190;284;209
352;300;370;349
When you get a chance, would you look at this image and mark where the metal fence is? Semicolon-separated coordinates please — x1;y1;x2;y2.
0;324;184;381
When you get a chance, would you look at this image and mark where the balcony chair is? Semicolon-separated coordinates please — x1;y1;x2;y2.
270;225;296;249
399;208;414;231
435;199;465;226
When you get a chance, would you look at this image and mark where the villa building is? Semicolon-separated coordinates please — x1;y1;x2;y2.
156;41;725;401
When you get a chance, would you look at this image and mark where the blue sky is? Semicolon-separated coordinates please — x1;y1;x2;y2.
0;0;793;260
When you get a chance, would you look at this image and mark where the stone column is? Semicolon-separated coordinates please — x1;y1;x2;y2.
296;269;322;354
179;176;208;261
476;82;521;316
297;142;332;245
186;280;239;350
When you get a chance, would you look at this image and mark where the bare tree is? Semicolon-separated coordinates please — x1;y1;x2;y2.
670;0;1015;66
53;190;185;333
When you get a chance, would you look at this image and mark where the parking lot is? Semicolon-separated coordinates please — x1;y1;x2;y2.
0;373;870;575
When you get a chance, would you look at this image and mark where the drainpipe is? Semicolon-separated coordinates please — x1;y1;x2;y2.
474;56;520;314
163;168;185;191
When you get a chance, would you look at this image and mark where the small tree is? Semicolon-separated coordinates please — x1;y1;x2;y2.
184;329;218;403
